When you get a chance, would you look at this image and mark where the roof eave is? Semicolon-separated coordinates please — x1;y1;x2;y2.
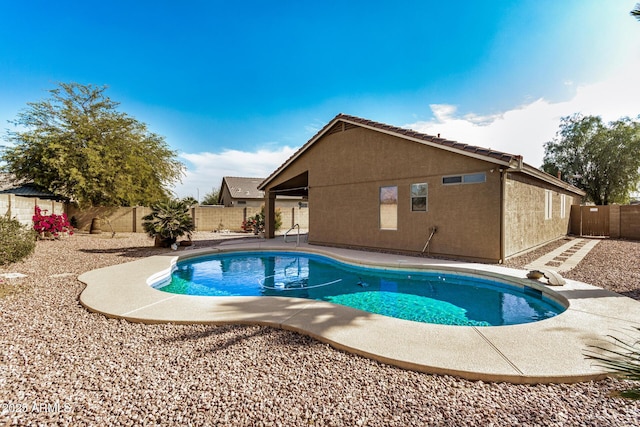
516;164;586;196
338;116;517;168
258;116;341;190
259;114;517;190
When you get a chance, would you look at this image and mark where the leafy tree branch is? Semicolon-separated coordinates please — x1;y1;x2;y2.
542;114;640;205
1;82;185;207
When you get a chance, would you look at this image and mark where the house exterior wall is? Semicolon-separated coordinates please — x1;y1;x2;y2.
219;184;262;207
265;126;504;262
503;173;577;258
220;183;303;210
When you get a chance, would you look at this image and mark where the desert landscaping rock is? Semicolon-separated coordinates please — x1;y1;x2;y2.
1;233;639;425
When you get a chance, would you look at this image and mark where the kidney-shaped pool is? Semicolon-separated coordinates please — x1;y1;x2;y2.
151;250;566;326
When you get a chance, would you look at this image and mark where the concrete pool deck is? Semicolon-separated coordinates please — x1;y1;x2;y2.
78;238;640;384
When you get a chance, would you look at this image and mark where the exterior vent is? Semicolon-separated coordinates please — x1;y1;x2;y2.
327;122;343;135
327;121;358;136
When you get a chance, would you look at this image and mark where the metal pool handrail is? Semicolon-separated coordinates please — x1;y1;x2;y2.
284;223;300;246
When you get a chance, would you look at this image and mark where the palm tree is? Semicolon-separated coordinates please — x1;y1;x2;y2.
142;199;195;247
632;3;640;21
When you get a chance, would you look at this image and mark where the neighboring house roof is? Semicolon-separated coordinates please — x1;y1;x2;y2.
0;174;63;200
220;177;266;201
260;113;585;197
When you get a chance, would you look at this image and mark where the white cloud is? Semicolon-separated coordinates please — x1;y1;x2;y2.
172;146;297;200
171;53;640;200
406;56;640;169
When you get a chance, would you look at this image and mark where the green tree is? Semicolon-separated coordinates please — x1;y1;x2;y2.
1;82;185;207
201;188;220;205
542;114;640;205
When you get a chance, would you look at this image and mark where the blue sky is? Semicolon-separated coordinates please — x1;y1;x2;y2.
1;1;638;199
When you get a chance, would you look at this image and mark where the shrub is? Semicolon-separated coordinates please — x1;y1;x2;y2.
33;206;74;238
586;327;640;399
241;207;281;234
142;198;195;247
0;215;36;266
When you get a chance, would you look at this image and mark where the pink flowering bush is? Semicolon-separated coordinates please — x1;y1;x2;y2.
240;207;282;234
241;216;263;234
33;206;74;238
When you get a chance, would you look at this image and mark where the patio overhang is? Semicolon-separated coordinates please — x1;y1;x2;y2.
262;171;308;238
267;171;309;198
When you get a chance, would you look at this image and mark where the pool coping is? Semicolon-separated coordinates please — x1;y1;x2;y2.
78;239;640;384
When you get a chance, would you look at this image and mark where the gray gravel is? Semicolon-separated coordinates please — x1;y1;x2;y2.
1;232;639;426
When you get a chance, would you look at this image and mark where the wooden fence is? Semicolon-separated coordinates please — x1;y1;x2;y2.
570;204;640;239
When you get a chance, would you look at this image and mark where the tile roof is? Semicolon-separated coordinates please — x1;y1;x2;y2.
221;177;266;199
332;113;520;163
259;113;584;196
260;113;521;189
0;173;62;199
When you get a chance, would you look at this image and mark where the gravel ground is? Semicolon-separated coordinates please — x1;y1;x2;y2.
1;232;639;426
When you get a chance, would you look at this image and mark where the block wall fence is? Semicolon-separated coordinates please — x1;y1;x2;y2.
0;194;65;226
3;193;638;240
65;204;309;234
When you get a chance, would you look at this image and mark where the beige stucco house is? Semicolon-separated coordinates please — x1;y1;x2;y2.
258;114;585;263
219;176;304;209
218;177;267;207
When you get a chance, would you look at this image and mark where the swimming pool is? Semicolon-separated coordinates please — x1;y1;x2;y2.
152;251;566;326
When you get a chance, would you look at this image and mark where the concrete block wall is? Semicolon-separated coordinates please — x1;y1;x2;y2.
67;204;309;234
0;194;65;227
193;206;261;232
619;205;640;240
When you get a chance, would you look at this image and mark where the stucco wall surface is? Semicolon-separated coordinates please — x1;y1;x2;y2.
270;126;504;261
503;173;575;258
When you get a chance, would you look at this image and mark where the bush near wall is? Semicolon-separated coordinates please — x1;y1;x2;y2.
0;216;36;266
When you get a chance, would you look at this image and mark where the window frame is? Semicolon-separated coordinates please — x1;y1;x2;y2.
442;172;486;185
545;190;553;220
379;185;398;230
410;183;428;212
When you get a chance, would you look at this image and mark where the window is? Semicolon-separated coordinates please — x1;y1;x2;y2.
380;186;398;230
442;176;462;185
560;194;567;219
411;183;428;212
545;190;553;220
442;172;486;185
463;173;486;184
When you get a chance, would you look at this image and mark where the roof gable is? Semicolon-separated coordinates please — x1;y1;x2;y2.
332;114;520;164
259;113;585;197
260;113;521;189
221;177;266;200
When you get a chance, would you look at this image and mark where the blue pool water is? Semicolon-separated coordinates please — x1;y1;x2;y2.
152;251;566;326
